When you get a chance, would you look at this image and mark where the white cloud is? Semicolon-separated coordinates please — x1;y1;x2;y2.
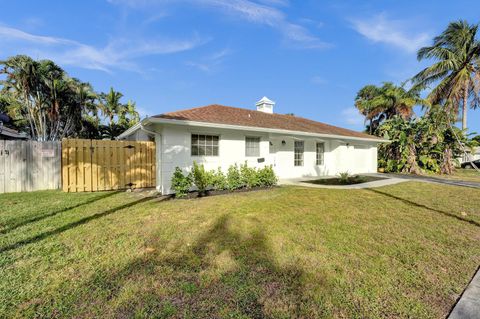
341;107;364;126
0;25;75;45
108;0;330;49
350;13;430;53
186;48;232;72
0;25;206;72
311;75;327;85
198;0;329;49
257;0;289;6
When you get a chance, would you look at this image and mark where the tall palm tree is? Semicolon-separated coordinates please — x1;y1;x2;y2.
118;100;140;127
355;85;380;134
1;55;40;138
412;20;480;130
355;82;427;134
99;87;123;125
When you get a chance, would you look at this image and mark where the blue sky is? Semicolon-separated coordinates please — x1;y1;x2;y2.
1;0;480;134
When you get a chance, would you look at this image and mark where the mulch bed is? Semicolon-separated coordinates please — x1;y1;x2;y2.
302;175;386;186
174;186;277;200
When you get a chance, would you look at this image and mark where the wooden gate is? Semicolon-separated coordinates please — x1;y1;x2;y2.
62;139;155;192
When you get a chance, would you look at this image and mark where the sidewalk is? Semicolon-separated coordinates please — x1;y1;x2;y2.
448;267;480;319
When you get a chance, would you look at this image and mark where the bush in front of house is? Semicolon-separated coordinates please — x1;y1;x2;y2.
192;161;210;195
226;164;243;190
337;171;367;185
210;167;228;190
257;165;278;187
240;162;260;188
170;162;278;197
171;167;192;198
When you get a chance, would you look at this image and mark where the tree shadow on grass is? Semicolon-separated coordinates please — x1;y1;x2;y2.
0;196;156;254
67;214;330;318
367;188;480;228
0;191;121;235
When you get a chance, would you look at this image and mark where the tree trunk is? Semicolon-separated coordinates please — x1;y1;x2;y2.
406;143;421;174
462;82;468;130
441;147;454;175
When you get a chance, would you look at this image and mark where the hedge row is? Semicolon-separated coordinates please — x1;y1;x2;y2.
171;162;278;197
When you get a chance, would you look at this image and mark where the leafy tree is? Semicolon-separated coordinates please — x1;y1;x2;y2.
0;55;140;140
97;88;139;139
99;87;124;126
471;135;480;145
118;100;140;127
377;109;464;175
412;20;480;130
0;56;86;140
354;82;427;134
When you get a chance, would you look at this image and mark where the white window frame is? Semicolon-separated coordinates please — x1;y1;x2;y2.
245;136;261;157
316;142;325;165
191;134;219;156
294;140;304;166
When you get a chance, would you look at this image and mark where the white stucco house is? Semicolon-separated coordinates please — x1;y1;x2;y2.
118;97;387;194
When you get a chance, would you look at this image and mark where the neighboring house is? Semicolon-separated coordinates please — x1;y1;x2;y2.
0;114;28;140
118;97;387;194
461;147;480;162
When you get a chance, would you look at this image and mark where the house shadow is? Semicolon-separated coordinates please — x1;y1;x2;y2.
367;188;480;228
71;214;326;318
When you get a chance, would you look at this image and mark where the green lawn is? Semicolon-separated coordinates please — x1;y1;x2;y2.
1;183;479;318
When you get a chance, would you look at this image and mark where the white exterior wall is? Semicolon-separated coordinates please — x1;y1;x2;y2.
149;123;379;194
123;129;152;141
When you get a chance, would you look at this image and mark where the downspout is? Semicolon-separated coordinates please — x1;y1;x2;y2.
139;123;157;137
140;123;163;194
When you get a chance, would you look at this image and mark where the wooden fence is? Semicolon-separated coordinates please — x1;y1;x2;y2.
62;139;156;192
0;140;61;193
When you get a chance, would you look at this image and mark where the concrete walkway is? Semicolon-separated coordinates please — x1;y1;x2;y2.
385;173;480;189
449;267;480;319
279;174;407;189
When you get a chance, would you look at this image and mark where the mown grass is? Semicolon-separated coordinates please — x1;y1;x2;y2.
0;183;479;318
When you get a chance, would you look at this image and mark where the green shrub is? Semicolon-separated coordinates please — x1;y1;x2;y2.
226;164;242;190
353;175;367;183
338;171;351;184
240;162;259;188
257;165;278;187
192;161;210;195
210;167;227;190
171;167;192;198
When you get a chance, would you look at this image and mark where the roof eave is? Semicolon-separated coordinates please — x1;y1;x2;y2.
0;129;28;139
116;118;151;140
148;117;389;143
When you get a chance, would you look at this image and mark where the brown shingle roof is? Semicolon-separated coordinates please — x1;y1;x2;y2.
153;104;380;140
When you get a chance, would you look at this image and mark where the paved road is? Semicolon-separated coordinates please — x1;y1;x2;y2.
384;173;480;189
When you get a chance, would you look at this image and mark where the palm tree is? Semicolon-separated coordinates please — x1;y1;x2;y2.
355;82;427;134
355;85;380;134
118;100;140;127
99;87;123;125
1;55;99;140
1;55;40;138
412;20;480;130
